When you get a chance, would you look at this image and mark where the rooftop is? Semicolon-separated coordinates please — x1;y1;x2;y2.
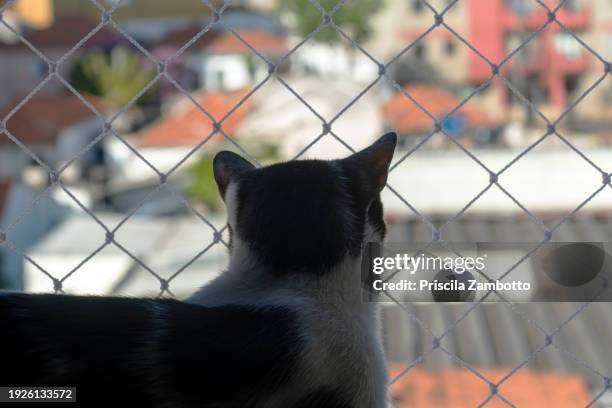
389;366;592;407
25;213;227;296
159;27;287;55
383;84;494;135
235;76;384;159
383;215;612;401
134;90;249;147
1;93;106;145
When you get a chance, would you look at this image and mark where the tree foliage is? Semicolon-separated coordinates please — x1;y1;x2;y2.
279;0;384;44
71;46;156;107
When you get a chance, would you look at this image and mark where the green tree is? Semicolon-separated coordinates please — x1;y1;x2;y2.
71;46;156;107
185;154;221;213
278;0;384;44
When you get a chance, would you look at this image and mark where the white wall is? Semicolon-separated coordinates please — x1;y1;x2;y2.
193;54;252;91
385;147;612;217
105;137;194;183
290;42;378;82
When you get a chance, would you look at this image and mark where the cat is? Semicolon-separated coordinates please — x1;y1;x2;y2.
0;132;397;408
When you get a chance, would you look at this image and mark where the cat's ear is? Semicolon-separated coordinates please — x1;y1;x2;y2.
344;132;397;195
213;151;255;198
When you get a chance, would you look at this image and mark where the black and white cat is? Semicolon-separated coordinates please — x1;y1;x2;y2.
0;132;397;407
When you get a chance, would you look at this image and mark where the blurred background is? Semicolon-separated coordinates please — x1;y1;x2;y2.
0;0;611;406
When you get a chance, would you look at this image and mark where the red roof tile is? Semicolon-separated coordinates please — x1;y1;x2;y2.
205;30;286;55
389;366;592;407
383;84;494;134
134;90;249;147
160;28;286;55
1;93;106;145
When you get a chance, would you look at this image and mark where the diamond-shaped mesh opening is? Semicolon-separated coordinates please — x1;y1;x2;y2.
8;185;105;291
387;135;490;219
498;130;602;216
108;198;228;298
3;81;107;174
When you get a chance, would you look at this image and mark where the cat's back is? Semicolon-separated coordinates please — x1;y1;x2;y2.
0;292;305;407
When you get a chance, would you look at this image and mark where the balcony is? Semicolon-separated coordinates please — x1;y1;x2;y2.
501;2;590;31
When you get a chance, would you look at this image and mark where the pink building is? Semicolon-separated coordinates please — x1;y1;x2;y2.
375;0;610;122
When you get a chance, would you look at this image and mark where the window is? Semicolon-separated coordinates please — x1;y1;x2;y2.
504;0;531;15
412;0;424;13
554;32;580;59
444;39;456;56
564;0;580;13
414;43;425;60
215;70;225;90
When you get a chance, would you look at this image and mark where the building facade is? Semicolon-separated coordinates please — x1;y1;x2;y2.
369;0;611;124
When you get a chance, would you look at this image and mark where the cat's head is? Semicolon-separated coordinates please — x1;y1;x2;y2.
213;132;397;275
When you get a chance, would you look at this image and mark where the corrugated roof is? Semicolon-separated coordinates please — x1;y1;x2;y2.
387;213;612;243
383;302;612;397
382;216;612;401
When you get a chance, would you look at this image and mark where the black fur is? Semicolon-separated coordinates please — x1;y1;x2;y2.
213;151;255;197
292;388;353;408
0;133;397;407
227;133;395;276
236;160;363;275
0;293;301;407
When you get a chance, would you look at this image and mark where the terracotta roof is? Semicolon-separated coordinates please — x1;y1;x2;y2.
1;93;106;145
389;366;592;407
1;15;122;49
206;30;286;55
160;27;286;55
383;84;493;134
0;180;10;217
134;90;249;147
158;26;218;49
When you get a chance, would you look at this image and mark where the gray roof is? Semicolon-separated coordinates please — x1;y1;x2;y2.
382;302;612;395
383;216;612;399
387;214;612;243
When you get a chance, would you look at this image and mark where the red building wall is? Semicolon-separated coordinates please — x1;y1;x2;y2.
466;0;591;109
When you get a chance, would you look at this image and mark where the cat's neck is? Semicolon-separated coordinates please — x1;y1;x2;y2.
186;253;369;311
